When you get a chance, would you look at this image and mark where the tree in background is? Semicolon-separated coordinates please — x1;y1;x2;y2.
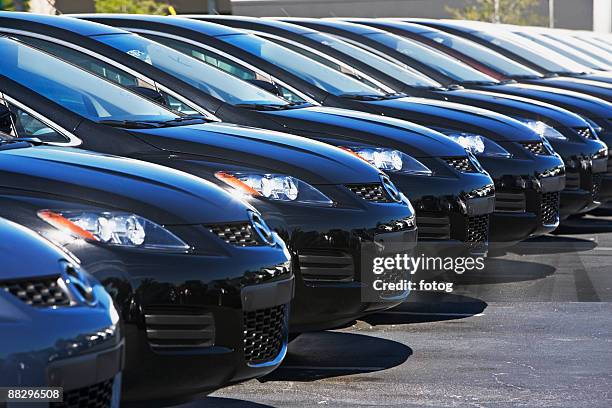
0;0;28;10
447;0;546;26
94;0;171;14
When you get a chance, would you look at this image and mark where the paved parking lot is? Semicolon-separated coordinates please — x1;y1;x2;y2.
176;215;612;408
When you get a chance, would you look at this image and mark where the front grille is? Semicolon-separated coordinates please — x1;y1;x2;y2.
144;307;215;349
540;192;560;226
376;216;416;233
466;215;489;243
495;191;526;213
243;262;291;286
298;249;354;282
575;127;596;140
521;141;550;155
416;214;451;240
207;222;262;246
51;378;113;408
346;183;391;202
0;275;70;307
243;304;287;365
565;168;580;190
443;157;476;173
593;173;603;201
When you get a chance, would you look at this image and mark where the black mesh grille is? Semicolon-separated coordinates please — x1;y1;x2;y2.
495;191;526;213
521;141;550;155
565;168;580;190
207;223;262;246
243;262;292;285
593;173;603;201
0;275;70;307
346;183;391;202
51;378;113;408
540;192;560;226
444;157;476;172
243;304;286;365
416;214;451;240
466;215;489;243
376;216;416;233
144;306;215;349
575;127;596;140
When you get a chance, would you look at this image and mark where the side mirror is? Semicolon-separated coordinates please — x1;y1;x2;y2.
0;105;14;134
127;86;168;107
246;79;284;98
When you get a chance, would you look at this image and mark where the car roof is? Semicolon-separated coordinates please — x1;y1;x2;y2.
0;11;125;36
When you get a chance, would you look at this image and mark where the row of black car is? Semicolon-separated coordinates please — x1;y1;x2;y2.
1;13;611;408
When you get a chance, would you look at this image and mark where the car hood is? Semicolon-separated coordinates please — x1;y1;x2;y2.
130;121;382;184
0;217;69;279
492;83;612;118
363;97;541;143
262;106;467;158
0;146;251;225
440;88;589;127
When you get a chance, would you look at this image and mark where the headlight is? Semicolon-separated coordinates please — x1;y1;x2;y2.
38;210;190;251
582;117;603;135
341;146;433;176
215;172;334;206
513;118;568;141
442;132;512;158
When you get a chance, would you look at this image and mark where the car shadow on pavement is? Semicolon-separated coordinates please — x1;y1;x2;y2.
444;258;556;284
171;397;275;408
259;331;412;382
506;235;597;255
363;293;487;326
556;215;612;234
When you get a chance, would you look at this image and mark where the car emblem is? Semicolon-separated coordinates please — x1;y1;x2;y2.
249;211;275;245
380;174;403;203
60;261;97;306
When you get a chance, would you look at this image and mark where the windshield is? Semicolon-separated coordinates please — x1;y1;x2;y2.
542;34;612;67
0;37;180;123
221;33;384;97
303;32;442;88
471;29;591;74
95;33;291;107
362;32;499;83
419;30;542;78
516;32;610;71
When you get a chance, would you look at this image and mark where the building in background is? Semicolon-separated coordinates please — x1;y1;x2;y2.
232;0;612;32
29;0;232;15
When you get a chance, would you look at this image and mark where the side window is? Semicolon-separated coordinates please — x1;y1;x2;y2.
14;35;149;88
7;103;69;143
145;34;307;103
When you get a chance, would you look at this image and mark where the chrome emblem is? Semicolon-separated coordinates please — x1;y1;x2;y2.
380;174;403;203
248;211;275;245
61;261;97;306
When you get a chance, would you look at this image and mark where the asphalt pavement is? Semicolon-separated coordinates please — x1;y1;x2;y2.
175;214;612;408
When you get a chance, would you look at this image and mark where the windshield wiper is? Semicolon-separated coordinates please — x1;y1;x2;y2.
97;119;163;129
0;137;47;151
382;92;407;100
338;93;387;101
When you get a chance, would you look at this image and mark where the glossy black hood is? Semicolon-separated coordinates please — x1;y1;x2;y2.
0;145;252;225
262;106;467;158
363;97;542;143
129;121;382;184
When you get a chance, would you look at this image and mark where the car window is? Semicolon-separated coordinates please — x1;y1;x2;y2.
144;34;308;103
6;103;68;143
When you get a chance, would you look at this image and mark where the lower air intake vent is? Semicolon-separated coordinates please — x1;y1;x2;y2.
521;141;550;155
346;183;391;202
376;216;416;233
243;304;287;365
298;249;354;283
593;173;603;201
444;157;476;173
541;192;560;226
144;308;214;348
243;262;291;286
0;275;70;307
207;222;262;246
466;215;489;243
575;127;596;140
565;168;580;190
495;191;526;213
416;214;451;240
51;378;113;408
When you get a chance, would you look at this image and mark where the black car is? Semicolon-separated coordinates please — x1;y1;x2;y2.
260;16;612;215
406;19;612;99
87;14;568;242
0;14;494;254
0;217;123;407
197;16;609;217
0;130;295;405
0;35;418;335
